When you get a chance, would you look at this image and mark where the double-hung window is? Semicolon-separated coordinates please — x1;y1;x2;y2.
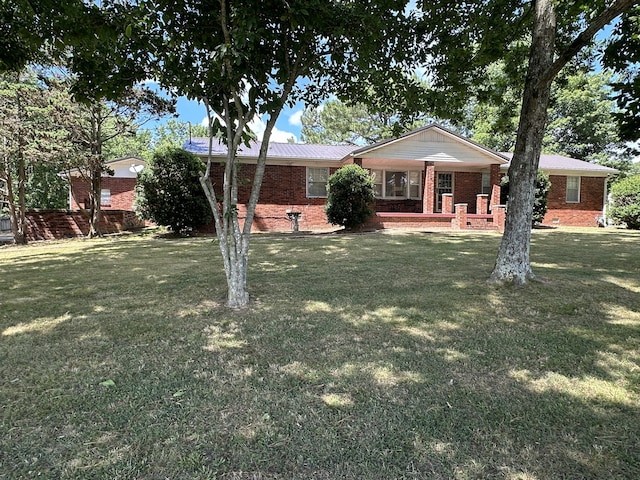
481;173;491;195
100;189;111;206
307;167;329;197
566;176;580;203
371;169;383;197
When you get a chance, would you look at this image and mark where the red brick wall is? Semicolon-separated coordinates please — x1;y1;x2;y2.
25;209;145;241
454;172;482;213
201;164;492;231
202;164;337;231
542;175;606;227
70;177;138;210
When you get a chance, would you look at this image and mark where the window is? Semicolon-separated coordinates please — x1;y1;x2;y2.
100;189;111;206
371;169;383;197
481;173;491;195
566;176;580;203
409;171;421;198
385;171;407;197
368;169;421;199
307;167;329;197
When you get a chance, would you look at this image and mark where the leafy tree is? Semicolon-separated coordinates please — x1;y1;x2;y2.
464;65;632;166
109;0;418;308
544;71;630;164
135;148;211;234
24;162;68;209
102;128;153;162
151;119;209;151
418;0;639;285
608;175;640;229
0;70;71;244
301;98;429;146
325;164;376;229
59;83;174;238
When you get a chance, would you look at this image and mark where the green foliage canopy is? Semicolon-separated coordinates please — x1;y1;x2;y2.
135;148;211;234
325;164;375;229
608;175;640;229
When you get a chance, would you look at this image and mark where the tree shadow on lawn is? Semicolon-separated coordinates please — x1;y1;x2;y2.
0;231;638;479
212;298;638;478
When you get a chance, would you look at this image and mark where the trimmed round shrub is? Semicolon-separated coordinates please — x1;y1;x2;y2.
325;164;375;229
608;175;640;229
135;148;212;234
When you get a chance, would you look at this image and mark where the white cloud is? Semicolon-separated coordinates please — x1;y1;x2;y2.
202;114;297;143
250;116;297;142
289;109;303;127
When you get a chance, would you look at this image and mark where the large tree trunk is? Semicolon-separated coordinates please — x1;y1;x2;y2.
489;0;556;284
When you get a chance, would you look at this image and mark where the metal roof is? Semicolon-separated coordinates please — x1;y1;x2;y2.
500;152;618;174
182;133;618;175
184;138;355;160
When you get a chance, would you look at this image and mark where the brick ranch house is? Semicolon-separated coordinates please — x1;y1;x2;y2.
62;124;616;233
180;124;616;231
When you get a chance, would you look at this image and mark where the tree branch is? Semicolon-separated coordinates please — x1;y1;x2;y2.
540;0;639;85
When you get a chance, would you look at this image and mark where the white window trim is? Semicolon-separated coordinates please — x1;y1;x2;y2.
566;176;581;203
370;169;422;200
100;188;111;206
306;167;329;198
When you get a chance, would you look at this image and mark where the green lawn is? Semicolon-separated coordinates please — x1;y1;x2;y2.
1;228;639;479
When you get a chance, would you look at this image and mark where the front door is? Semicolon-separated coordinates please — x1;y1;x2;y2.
436;173;453;212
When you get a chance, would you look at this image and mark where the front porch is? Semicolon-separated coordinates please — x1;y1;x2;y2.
366;195;506;232
365;174;506;231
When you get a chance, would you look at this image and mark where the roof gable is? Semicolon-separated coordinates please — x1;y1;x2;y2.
62;156;147;178
351;124;508;165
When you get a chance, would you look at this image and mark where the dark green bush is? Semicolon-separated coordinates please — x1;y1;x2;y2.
500;170;551;225
135;148;211;234
608;175;640;229
325;164;375;229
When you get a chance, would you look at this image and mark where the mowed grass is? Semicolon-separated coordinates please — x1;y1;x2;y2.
0;228;639;479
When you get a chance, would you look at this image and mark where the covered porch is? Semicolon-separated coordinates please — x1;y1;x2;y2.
343;125;508;231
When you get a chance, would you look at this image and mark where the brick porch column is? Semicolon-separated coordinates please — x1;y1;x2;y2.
492;205;506;232
490;164;500;187
490;183;501;213
442;193;453;214
476;194;489;215
452;203;468;230
423;161;435;214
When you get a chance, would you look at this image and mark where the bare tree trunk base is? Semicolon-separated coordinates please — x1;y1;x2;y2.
488;268;536;287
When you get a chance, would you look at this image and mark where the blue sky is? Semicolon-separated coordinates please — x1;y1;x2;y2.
169;96;306;143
